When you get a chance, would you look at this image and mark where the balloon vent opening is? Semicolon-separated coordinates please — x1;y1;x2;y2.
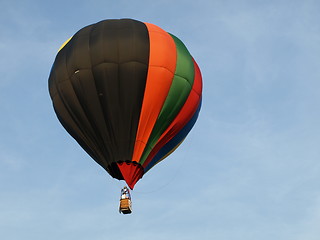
117;161;144;189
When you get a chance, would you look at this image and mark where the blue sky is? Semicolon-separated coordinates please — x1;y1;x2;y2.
1;0;320;239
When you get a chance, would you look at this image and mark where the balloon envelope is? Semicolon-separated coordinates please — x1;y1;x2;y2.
48;19;202;189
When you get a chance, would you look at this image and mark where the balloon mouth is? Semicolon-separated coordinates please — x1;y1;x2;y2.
106;161;144;189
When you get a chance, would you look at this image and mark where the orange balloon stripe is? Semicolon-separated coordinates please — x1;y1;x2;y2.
142;59;202;168
131;23;177;163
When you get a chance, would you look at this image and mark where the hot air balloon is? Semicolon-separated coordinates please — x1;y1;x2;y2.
48;19;202;192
